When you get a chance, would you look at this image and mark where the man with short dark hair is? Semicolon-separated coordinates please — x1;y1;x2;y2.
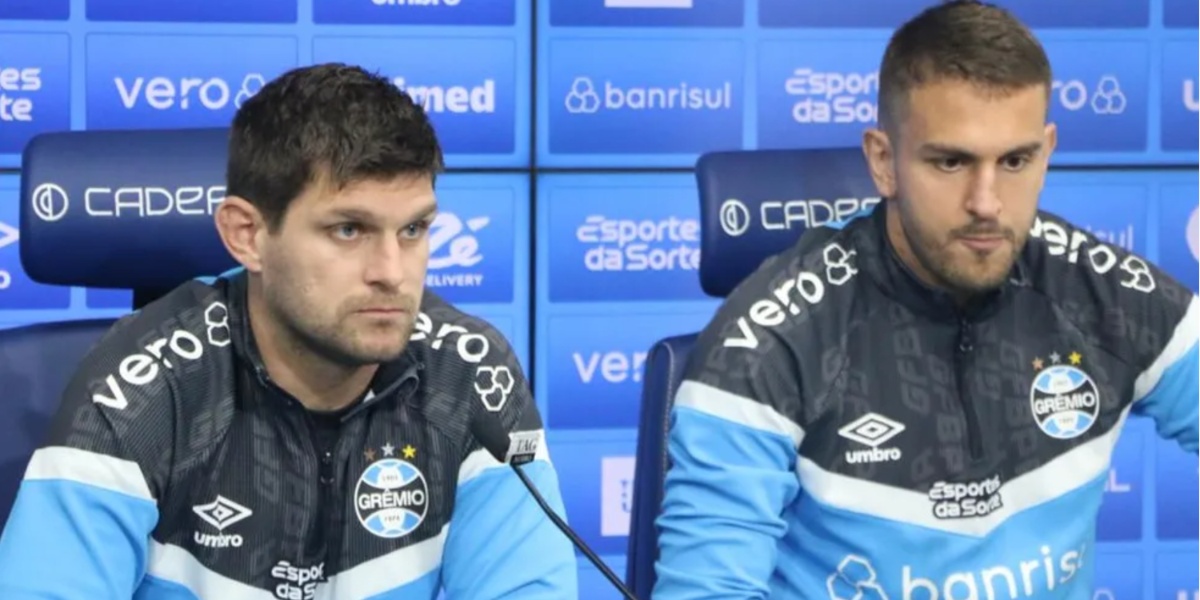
0;63;578;599
652;2;1197;597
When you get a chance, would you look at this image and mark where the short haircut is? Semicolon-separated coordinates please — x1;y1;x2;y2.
877;0;1052;133
226;63;444;230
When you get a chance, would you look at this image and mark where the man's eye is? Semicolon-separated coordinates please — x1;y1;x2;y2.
333;224;361;240
934;157;964;172
401;220;431;240
1003;155;1031;171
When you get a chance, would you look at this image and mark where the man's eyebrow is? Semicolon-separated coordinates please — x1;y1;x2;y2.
408;203;439;222
326;207;377;222
324;202;439;224
917;141;1044;157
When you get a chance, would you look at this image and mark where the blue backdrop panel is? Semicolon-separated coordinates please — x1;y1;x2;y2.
0;0;531;169
0;0;1196;596
537;0;1198;168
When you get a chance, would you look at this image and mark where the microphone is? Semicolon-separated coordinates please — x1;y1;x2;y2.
469;410;640;600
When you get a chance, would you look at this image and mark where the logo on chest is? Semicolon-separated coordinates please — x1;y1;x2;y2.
1029;350;1100;440
192;494;253;549
355;442;429;539
838;412;906;464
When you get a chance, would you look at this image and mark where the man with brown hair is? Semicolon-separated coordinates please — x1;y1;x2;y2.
0;64;578;599
652;1;1197;597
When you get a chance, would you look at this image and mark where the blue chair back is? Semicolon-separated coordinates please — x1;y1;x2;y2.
624;147;879;597
0;128;236;526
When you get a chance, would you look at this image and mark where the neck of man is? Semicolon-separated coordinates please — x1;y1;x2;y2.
247;283;378;413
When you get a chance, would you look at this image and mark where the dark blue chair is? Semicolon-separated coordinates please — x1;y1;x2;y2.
624;147;881;598
0;128;238;527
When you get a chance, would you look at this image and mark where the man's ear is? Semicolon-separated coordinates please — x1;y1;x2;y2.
215;196;267;273
861;127;897;199
1043;121;1058;163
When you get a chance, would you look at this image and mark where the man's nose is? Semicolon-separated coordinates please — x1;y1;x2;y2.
364;239;407;288
965;167;1002;220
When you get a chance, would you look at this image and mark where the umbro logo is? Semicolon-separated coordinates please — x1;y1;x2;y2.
193;495;252;549
194;495;253;530
839;412;904;464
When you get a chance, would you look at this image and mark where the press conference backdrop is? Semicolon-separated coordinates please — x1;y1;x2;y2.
0;1;1197;598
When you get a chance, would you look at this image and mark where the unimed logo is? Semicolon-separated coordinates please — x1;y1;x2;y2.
394;76;495;115
313;37;516;155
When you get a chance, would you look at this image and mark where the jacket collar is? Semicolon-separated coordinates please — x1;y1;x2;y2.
223;270;422;418
857;201;1028;323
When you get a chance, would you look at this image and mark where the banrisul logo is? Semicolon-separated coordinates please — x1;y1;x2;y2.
757;39;886;150
548;38;742;155
313;37;516;155
424;181;517;304
545;175;708;302
86;35;297;130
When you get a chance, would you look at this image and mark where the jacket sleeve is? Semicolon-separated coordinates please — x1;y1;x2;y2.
440;334;578;599
1031;212;1199;454
1129;291;1199;454
652;297;806;599
0;329;165;599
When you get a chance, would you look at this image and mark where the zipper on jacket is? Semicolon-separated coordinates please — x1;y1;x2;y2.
955;318;984;461
255;365;343;574
316;430;342;569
